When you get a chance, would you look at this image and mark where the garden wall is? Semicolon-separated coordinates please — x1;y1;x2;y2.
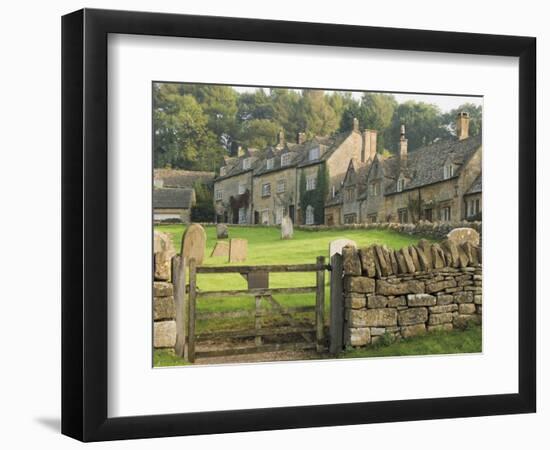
297;220;482;241
341;239;482;347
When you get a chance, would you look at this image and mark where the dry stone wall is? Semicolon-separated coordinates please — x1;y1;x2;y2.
342;238;482;347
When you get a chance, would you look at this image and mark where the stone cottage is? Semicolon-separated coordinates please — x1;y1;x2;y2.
359;113;482;223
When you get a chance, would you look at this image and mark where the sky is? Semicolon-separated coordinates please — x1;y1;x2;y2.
233;86;482;114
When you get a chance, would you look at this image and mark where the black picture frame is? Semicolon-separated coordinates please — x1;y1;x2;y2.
62;8;536;442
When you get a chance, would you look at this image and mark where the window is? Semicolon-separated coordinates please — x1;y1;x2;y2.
306;175;317;191
345;188;355;202
467;199;480;217
262;183;271;197
238;183;246;195
308;147;320;161
242;158;251;170
367;213;378;223
475;199;480;214
424;208;433;222
344;213;357;224
369;182;380;196
441;206;451;221
444;164;454;179
266;158;274;170
277;179;286;193
331;186;336;198
219;166;226;176
398;208;408;224
238;207;247;224
397;178;405;192
281;153;291;167
215;189;223;201
305;205;315;225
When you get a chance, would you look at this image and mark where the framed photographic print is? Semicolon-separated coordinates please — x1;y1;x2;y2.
62;8;536;442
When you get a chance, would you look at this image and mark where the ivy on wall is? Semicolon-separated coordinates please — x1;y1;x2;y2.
299;164;329;224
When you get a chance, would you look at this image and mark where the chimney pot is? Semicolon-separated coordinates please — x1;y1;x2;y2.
277;129;286;148
399;124;408;161
237;145;245;157
353;117;359;132
297;132;306;145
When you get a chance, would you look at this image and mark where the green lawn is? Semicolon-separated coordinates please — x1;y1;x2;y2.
343;325;482;358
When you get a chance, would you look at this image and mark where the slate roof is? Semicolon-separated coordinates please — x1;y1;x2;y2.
215;148;260;181
153;169;214;188
465;174;482;195
153;188;195;209
382;134;482;195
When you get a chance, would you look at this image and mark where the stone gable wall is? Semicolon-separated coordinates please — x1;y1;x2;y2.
341;239;482;347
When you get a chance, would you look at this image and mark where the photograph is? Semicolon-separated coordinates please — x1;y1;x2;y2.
152;83;483;367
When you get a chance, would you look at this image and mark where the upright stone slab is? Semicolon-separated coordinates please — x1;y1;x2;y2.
447;227;480;246
154;230;176;281
329;238;357;258
216;223;228;239
181;223;207;265
281;216;294;240
229;238;248;263
210;240;229;257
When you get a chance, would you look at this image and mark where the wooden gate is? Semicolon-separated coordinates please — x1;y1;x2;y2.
185;257;328;362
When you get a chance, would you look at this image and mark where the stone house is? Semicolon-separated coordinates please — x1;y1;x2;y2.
214;147;260;224
153;187;195;222
463;174;482;220
360;113;482;223
153;169;214;223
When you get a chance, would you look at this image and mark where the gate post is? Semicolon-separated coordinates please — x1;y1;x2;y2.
329;253;344;355
172;255;186;358
187;258;197;363
315;256;326;352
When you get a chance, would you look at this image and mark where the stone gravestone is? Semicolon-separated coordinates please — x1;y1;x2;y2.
229;238;248;263
447;227;480;246
154;230;176;281
329;238;357;258
216;223;228;239
181;223;207;265
281;216;294;240
210;240;230;258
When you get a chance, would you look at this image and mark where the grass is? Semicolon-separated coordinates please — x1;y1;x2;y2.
153;326;482;367
343;325;482;359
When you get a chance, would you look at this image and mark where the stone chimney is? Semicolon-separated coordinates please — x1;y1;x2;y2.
276;129;286;148
456;112;470;140
353;117;359;132
237;145;245;157
399;124;408;163
297;132;306;145
362;129;378;162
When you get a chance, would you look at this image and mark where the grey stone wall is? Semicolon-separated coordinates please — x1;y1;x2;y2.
153;281;176;348
342;239;482;347
297;220;482;241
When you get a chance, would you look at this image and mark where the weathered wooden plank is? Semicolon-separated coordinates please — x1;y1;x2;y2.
316;256;326;352
187;258;197;363
196;305;316;320
196;264;323;274
264;296;313;343
172;255;186;358
195;342;318;358
255;296;263;346
196;286;316;299
329;253;344;355
196;326;316;340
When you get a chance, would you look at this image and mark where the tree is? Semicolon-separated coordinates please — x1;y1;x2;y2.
300;90;339;138
191;181;215;222
387;101;451;153
153;85;223;170
444;103;482;137
238;119;280;150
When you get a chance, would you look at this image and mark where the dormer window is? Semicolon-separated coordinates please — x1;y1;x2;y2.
266;158;274;170
242;158;251;170
369;181;380;196
444;164;454;179
219;166;226;176
309;147;320;161
281;153;291;167
397;178;405;192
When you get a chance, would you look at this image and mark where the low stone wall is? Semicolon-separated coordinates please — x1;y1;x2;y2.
342;239;482;347
153;281;177;348
297;220;482;241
